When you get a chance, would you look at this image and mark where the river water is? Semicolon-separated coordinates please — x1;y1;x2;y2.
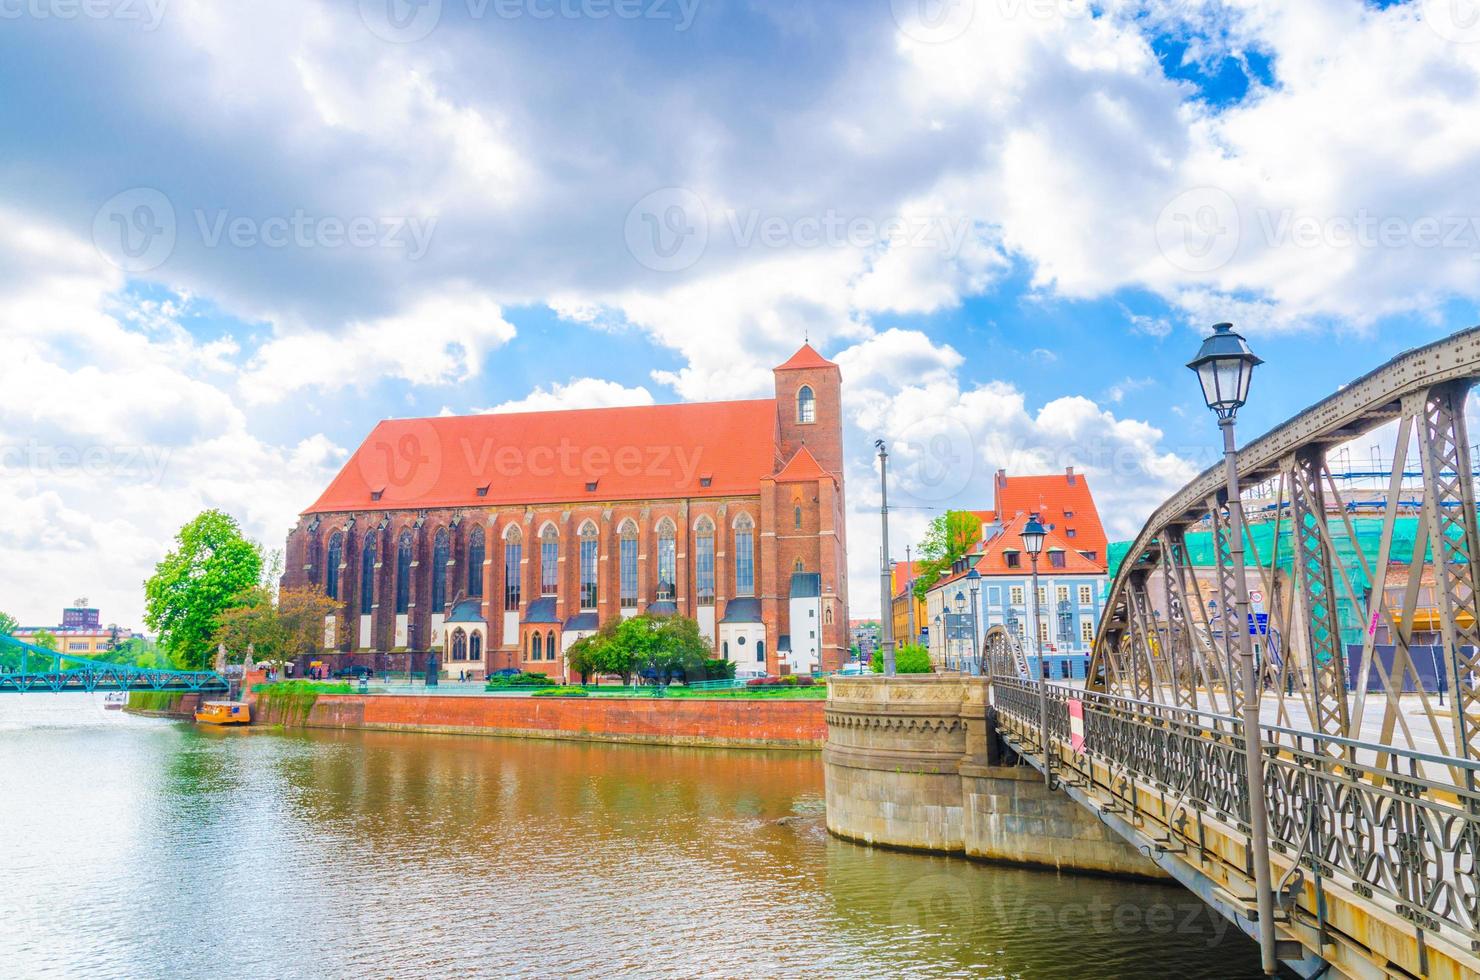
1;695;1262;978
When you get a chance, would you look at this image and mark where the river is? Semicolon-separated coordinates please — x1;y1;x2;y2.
0;695;1262;978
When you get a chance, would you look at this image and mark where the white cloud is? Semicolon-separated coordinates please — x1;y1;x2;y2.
483;378;656;414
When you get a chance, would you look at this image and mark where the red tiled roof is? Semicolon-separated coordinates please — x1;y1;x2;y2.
890;560;927;597
775;343;838;371
935;513;1106;590
993;472;1107;559
769;444;834;484
305;399;779;514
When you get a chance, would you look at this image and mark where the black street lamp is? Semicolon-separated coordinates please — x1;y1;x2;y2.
1021;513;1050;785
953;589;967;671
966;568;981;675
1189;321;1275;976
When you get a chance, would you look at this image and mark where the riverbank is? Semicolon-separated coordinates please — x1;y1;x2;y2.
122;691;200;719
247;681;826;749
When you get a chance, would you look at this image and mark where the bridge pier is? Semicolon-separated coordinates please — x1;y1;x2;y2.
823;676;1163;879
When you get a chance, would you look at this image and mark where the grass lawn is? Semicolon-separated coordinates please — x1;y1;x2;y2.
583;684;827;700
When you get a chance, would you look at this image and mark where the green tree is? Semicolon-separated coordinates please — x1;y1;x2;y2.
913;510;984;601
566;613;716;686
32;629;57;652
144;510;264;671
213;585;338;673
0;611;17;638
872;642;932;674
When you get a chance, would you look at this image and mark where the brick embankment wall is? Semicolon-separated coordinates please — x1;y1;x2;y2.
824;675;1164;879
249;690;826;750
122;692;201;719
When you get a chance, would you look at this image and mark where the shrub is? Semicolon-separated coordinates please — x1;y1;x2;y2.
530;686;589;698
871;642;933;675
796;675;815;687
485;672;556;690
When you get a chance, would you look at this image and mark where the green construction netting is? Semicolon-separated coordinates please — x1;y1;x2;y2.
1108;516;1444;650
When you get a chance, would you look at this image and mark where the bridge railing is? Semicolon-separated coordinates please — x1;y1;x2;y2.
992;677;1480;947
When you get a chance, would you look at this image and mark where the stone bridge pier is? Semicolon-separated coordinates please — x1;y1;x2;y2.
823;675;1162;878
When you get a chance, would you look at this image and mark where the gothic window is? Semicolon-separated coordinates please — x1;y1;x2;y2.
794;505;802;530
619;521;639;609
547;631;557;661
360;532;377;612
695;516;715;605
540;524;559;596
656;518;676;600
431;528;450;612
531;631;542;660
470;632;482;661
504;526;522;611
451;628;467;662
578;522;600;610
467;526;485;598
325;532;343;601
395;530;413;615
797;384;815;424
734;514;755;597
793;558;804;574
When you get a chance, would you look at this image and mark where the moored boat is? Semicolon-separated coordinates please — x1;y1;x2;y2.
194;701;251;725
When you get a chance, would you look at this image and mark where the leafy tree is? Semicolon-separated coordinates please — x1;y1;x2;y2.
213;585;337;673
871;642;932;674
0;611;17;638
913;510;984;601
566;614;716;686
32;629;57;652
145;510;264;671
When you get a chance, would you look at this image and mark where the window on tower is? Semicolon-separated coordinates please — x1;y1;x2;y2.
797;385;815;424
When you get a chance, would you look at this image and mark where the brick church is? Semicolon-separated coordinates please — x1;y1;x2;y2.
280;344;849;679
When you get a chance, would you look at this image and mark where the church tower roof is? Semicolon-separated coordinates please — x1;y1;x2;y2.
775;343;838;371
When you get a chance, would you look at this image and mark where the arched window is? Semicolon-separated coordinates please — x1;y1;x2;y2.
451;628;467;661
431;528;450;612
325;532;343;601
734;514;754;597
504;525;522;611
757;639;765;663
656;518;676;600
360;532;377;612
547;631;557;662
579;521;599;610
794;505;803;530
793;558;805;574
618;520;639;609
695;516;715;605
797;384;815;423
723;640;729;657
540;524;559;596
467;526;485;598
395;530;413;615
470;632;482;661
531;631;542;660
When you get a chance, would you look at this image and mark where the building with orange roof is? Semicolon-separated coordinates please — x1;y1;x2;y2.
280;344;850;679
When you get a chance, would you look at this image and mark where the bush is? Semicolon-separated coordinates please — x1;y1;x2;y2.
795;675;815;687
485;672;556;690
870;643;933;675
530;686;588;698
702;658;737;681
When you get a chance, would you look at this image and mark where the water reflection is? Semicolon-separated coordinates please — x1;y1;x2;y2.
0;711;1261;978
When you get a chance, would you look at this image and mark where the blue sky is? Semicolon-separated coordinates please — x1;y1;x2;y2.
1;0;1478;625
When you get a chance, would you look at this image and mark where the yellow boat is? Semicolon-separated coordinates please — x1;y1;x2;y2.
194;700;251;725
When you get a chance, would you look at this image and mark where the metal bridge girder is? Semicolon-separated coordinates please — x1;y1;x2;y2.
1286;445;1352;746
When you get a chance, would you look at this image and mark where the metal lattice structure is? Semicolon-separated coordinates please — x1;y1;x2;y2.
0;633;227;694
1088;326;1480;763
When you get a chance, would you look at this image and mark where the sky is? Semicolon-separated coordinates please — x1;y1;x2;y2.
2;0;1479;627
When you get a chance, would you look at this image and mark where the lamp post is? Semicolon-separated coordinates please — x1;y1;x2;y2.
966;568;981;675
953;589;966;671
876;440;896;676
905;544;917;646
1189;321;1276;976
1021;513;1050;786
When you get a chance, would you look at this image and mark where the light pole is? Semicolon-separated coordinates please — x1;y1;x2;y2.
905;544;917;646
1021;513;1050;786
1189;321;1276;976
876;440;896;676
953;589;966;671
967;568;981;675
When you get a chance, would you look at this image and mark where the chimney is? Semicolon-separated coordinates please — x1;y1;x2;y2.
1065;465;1076;486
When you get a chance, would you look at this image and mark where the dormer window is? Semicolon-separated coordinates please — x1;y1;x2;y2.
370;488;384;502
699;475;712;488
1004;551;1021;569
585;480;599;492
476;485;490;498
797;385;816;424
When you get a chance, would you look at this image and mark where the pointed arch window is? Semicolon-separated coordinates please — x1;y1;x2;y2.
431;528;450;612
579;522;599;610
794;505;803;530
531;631;542;661
797;385;815;424
395;530;413;615
470;632;482;661
360;532;377;612
540;525;559;596
451;628;467;662
656;519;676;601
734;514;755;597
547;630;557;660
325;532;343;601
695;516;715;606
467;526;485;598
504;526;523;611
619;521;639;609
793;558;805;574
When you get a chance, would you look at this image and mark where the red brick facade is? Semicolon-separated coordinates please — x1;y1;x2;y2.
281;345;849;678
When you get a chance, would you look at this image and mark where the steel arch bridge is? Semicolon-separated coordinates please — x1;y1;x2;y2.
986;326;1480;979
0;633;227;694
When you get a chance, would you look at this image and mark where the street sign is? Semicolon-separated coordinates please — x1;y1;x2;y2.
944;613;975;641
1249;590;1264;606
1249;612;1269;636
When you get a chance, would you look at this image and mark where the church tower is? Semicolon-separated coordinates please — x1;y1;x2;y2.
773;343;843;476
